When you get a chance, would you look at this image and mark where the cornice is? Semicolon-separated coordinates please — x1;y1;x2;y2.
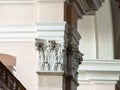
0;24;36;42
36;22;66;42
78;59;120;83
36;71;64;76
66;0;104;17
79;59;120;72
37;0;65;2
0;23;66;42
36;22;66;30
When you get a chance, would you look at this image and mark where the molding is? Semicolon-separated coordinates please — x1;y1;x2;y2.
86;0;104;10
36;22;66;42
37;0;65;2
36;71;64;76
36;22;66;30
73;0;90;16
0;23;72;43
78;59;120;83
0;24;37;42
79;59;120;71
66;0;104;17
78;81;117;84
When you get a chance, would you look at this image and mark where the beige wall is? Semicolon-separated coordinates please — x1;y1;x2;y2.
38;2;64;23
0;3;38;24
38;75;62;90
0;43;39;90
0;2;64;23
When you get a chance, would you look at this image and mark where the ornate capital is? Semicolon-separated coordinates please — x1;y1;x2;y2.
35;38;64;72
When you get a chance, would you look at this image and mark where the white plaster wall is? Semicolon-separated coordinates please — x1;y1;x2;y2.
78;16;96;59
78;83;115;90
0;3;38;24
78;0;114;59
0;43;39;90
94;84;115;90
78;83;94;90
95;0;114;59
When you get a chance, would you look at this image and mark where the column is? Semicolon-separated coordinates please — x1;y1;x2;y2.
35;1;65;90
63;0;104;90
36;25;65;89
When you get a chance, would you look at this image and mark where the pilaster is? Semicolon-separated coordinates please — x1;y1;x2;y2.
37;72;63;90
63;0;104;90
35;0;104;90
35;22;65;89
63;23;83;90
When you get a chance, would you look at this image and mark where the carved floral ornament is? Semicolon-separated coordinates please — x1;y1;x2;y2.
35;39;64;72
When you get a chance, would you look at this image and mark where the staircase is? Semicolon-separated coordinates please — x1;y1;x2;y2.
0;61;26;90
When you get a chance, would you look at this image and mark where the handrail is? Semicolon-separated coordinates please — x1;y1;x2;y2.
0;61;26;90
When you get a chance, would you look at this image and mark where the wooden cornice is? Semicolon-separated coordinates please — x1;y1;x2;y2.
66;0;104;17
64;0;104;29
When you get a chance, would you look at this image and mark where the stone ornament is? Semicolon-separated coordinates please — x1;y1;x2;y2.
35;39;64;72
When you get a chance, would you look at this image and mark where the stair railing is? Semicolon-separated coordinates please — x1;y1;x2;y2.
0;61;26;90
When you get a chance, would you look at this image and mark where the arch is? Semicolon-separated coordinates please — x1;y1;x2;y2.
0;53;16;66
